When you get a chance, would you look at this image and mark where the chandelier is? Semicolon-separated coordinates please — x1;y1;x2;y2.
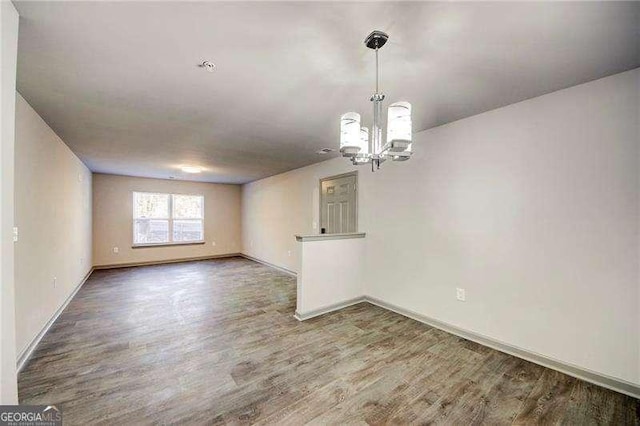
339;30;412;171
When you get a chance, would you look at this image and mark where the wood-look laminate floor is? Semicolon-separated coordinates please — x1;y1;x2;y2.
19;257;639;425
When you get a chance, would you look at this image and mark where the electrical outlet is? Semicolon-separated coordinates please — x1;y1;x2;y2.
113;247;119;254
250;241;254;248
12;227;18;242
211;241;216;246
287;250;291;257
312;221;317;230
53;277;57;288
456;288;466;302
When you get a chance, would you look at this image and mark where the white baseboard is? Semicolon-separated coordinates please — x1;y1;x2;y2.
17;268;94;373
288;288;640;398
364;296;640;400
93;253;241;270
19;254;241;371
239;253;296;277
17;257;640;400
294;297;366;321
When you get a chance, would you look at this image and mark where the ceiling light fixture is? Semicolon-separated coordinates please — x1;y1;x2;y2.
339;31;413;171
181;166;203;174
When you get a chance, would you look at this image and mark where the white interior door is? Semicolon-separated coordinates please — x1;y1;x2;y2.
320;173;357;234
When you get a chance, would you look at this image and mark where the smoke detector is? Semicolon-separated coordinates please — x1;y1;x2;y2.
200;61;216;73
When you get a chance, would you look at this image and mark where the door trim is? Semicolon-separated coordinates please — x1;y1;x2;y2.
319;171;358;234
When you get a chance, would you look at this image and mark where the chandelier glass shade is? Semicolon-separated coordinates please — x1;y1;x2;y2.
339;31;413;170
359;127;370;155
339;112;361;156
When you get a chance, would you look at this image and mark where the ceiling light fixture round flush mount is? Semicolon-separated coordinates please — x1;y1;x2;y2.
339;30;413;171
181;166;203;173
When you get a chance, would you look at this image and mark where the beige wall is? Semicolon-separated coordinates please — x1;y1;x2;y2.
14;93;93;359
0;0;19;404
93;174;241;267
242;69;640;385
243;160;355;272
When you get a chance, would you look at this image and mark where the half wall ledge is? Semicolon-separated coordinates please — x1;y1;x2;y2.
295;232;366;242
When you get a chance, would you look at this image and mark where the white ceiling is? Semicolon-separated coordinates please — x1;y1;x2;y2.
14;1;640;184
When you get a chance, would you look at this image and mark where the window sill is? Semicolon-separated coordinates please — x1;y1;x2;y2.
132;241;206;249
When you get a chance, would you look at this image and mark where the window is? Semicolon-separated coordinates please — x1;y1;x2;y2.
133;192;204;246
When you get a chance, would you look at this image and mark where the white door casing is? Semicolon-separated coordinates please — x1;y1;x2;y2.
320;172;357;234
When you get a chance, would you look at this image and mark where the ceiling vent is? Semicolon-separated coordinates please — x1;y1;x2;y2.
316;148;335;155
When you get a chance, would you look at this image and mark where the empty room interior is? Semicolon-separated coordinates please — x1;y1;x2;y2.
1;0;639;424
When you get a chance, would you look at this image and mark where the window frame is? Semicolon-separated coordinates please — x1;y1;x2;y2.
132;191;205;248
